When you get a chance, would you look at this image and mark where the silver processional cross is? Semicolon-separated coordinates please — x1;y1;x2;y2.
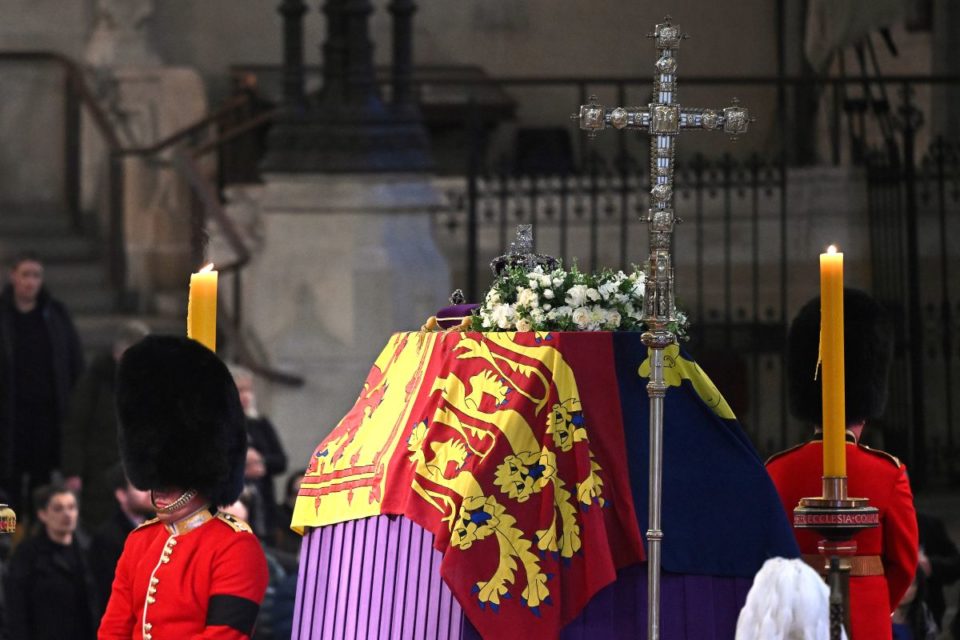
573;17;751;640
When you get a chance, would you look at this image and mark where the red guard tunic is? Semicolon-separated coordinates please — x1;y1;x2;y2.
98;508;268;640
766;435;918;640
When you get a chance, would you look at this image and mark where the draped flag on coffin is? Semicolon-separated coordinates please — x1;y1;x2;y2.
292;331;644;640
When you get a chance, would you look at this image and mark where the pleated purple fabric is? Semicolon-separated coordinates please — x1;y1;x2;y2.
292;514;465;640
293;515;753;640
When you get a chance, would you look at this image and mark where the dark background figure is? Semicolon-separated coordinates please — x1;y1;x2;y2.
891;552;938;640
915;511;960;633
220;494;296;640
87;465;154;621
230;365;287;542
274;469;305;555
61;321;149;530
0;252;83;515
3;484;98;640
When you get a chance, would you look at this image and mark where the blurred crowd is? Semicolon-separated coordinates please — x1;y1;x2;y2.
0;253;305;640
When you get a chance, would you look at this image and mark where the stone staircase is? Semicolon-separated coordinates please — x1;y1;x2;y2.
0;205;181;357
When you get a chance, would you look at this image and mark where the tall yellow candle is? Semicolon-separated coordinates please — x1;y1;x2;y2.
819;245;846;477
187;263;218;352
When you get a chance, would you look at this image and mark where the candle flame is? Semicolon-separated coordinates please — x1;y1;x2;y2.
826;245;838;254
199;263;215;273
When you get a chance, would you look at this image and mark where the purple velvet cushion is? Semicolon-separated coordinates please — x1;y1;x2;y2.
435;303;479;329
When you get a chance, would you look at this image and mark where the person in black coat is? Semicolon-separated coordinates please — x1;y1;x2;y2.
230;365;288;541
0;253;83;513
61;321;149;530
3;484;98;640
87;465;154;619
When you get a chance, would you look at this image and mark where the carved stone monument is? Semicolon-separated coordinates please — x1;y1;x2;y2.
85;0;161;69
81;0;206;308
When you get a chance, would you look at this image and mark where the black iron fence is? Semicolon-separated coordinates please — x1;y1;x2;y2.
866;137;960;486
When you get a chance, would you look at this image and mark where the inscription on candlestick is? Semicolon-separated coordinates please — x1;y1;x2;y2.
794;512;881;527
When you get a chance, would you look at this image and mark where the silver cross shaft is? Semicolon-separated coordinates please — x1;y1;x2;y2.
573;17;751;329
573;18;752;640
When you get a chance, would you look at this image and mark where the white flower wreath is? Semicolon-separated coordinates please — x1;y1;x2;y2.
470;263;688;336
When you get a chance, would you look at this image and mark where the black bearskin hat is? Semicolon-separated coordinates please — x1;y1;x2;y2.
787;288;894;425
116;335;246;507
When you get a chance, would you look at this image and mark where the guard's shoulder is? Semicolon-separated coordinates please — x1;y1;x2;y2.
856;442;902;468
765;441;809;466
133;517;160;532
216;512;254;534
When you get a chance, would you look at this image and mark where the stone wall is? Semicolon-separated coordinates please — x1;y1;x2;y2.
0;0;92;205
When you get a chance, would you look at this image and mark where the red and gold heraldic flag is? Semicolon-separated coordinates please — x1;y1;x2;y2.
292;331;645;639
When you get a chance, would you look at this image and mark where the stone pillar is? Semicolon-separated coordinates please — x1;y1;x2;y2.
261;0;432;173
388;0;417;112
221;174;450;461
932;2;960;139
278;0;308;110
241;0;448;457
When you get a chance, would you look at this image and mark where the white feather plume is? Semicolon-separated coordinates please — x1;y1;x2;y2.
735;557;848;640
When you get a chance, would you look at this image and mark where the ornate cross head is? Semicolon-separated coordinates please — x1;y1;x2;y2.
573;16;753;329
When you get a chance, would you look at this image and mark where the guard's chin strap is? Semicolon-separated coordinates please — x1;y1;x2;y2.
151;488;198;514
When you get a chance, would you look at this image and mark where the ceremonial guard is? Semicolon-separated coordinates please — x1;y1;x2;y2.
98;335;268;639
766;289;919;640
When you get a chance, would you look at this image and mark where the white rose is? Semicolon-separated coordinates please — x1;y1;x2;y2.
552;277;564;288
530;307;546;324
605;310;622;329
539;275;552;288
528;279;539;290
491;304;515;329
586;287;601;302
542;303;552;311
588;306;606;330
572;307;591;329
543;288;555;300
516;288;539;309
566;284;589;307
516;317;533;332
